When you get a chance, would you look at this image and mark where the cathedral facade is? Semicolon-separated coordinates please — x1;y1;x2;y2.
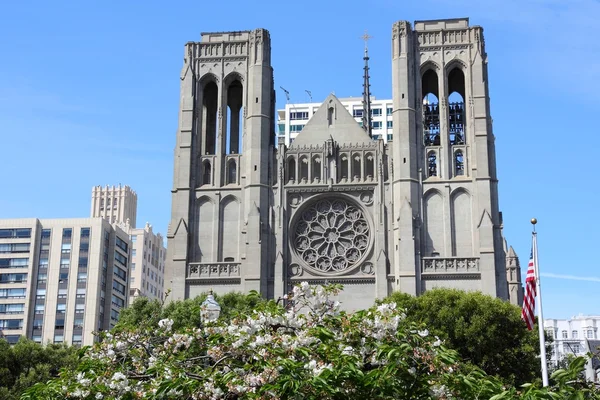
165;18;523;310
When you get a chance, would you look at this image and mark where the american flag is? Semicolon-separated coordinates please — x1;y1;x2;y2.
521;249;536;330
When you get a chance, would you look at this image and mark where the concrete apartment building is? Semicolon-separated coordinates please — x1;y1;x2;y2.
545;315;600;365
91;185;165;305
277;97;394;146
0;218;130;346
128;223;166;303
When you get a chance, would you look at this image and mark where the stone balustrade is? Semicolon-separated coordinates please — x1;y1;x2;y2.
421;257;479;273
187;262;241;279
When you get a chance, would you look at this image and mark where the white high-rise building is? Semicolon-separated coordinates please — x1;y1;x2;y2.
128;223;166;304
277;97;394;147
0;218;131;346
91;185;165;305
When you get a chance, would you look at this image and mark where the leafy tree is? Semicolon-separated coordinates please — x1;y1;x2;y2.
114;290;268;332
382;289;541;386
24;283;510;399
0;336;78;400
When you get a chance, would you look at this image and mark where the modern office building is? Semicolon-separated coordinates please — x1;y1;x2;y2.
128;222;166;304
277;97;394;146
91;184;138;227
91;185;165;305
0;218;130;346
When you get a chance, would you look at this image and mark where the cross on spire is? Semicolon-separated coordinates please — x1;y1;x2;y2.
361;30;373;51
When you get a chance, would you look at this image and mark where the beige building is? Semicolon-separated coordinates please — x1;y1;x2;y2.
166;19;523;310
91;185;165;305
91;185;137;227
128;222;166;304
0;218;130;346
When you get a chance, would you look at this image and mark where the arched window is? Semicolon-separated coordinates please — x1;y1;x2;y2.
287;157;296;183
312;156;321;182
421;69;440;146
365;153;375;180
227;159;237;184
448;67;466;145
299;156;309;182
202;81;218;155
226;78;243;154
454;150;465;176
427;151;438;177
340;154;349;180
202;160;212;185
352;153;361;181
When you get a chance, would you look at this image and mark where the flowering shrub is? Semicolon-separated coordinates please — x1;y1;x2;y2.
22;283;600;399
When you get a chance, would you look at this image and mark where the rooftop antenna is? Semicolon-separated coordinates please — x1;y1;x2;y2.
280;86;290;103
361;30;373;138
305;90;313;102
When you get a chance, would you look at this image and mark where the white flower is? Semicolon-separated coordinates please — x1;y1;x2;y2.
95;393;104;399
408;367;416;375
418;329;429;337
158;318;174;331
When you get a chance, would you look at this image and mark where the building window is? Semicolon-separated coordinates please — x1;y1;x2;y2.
290;124;304;133
562;330;567;339
290;111;309;120
572;330;578;338
0;229;31;239
62;228;72;239
454;150;465;176
353;109;363;118
0;319;23;330
54;335;64;344
588;330;594;339
56;304;66;314
386;107;392;116
371;108;382;117
372;121;382;129
0;304;25;314
427;151;438;177
80;228;90;238
386;121;393;129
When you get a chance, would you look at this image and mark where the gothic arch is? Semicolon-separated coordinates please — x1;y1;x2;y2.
364;152;375;180
286;156;296;183
450;188;473;256
197;196;215;262
225;74;244;155
445;58;468;75
202;159;212;185
453;149;466;177
198;72;220;88
299;155;309;182
420;59;441;75
223;71;245;87
351;152;362;181
311;155;322;182
423;190;444;256
199;75;219;155
226;158;237;185
218;195;240;262
449;186;470;197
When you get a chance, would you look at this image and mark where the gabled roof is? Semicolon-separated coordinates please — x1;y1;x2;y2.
290;93;371;148
507;246;518;258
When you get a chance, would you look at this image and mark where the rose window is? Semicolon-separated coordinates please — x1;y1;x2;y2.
292;198;371;274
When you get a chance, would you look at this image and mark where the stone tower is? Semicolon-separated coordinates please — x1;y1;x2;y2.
91;184;137;227
166;29;276;300
391;18;508;299
506;246;524;306
166;19;519;308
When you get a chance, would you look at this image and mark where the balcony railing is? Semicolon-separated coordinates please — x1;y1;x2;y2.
421;257;480;273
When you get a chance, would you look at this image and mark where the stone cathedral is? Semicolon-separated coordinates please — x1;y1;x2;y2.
165;18;524;310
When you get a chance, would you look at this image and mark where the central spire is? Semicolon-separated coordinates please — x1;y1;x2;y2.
361;30;373;138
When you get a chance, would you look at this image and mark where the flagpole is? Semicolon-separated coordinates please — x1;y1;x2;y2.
532;218;549;387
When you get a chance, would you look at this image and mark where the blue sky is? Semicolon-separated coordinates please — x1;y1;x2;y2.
0;0;598;319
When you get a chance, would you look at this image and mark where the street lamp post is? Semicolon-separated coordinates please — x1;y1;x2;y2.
200;291;221;324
